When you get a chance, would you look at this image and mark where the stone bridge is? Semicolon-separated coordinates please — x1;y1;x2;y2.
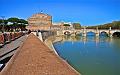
57;27;120;37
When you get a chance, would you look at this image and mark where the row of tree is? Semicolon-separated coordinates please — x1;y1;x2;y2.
87;21;120;29
0;17;28;32
63;21;120;30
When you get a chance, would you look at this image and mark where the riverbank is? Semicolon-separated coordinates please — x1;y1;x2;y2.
1;33;79;75
44;35;80;75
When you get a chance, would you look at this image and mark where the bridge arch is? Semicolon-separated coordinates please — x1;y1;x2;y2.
64;31;71;35
86;31;95;36
60;29;120;37
112;32;120;38
99;31;108;37
99;30;109;34
86;29;96;33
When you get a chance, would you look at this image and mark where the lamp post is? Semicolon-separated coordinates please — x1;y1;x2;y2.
1;16;5;33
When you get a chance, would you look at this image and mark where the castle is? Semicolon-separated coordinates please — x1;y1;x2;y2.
27;13;52;31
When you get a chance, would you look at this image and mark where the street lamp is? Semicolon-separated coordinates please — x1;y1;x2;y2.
1;16;5;33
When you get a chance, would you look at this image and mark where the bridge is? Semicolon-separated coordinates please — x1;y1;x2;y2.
57;27;120;37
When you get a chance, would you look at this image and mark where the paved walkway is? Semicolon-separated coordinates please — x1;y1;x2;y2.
0;35;27;61
0;33;79;75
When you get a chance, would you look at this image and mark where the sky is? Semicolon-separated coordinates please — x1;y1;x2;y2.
0;0;120;26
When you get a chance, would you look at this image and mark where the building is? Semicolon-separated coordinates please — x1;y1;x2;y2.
51;22;74;30
26;13;52;31
51;22;64;30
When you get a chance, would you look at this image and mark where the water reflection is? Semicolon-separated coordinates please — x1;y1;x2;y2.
60;35;113;44
53;35;120;75
112;38;120;53
86;32;95;36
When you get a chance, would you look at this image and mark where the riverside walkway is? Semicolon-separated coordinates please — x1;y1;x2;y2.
0;33;79;75
0;35;27;61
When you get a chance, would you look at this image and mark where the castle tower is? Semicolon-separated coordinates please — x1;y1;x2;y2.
26;12;52;31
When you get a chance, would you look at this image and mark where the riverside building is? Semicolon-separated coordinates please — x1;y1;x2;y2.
27;13;52;31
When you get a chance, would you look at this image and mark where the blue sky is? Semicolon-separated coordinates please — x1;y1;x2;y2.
0;0;120;26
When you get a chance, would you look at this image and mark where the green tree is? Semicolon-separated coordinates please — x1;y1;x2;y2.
63;24;70;30
18;19;28;31
0;19;3;24
63;24;70;26
0;19;8;32
7;17;28;31
7;17;19;31
0;19;3;31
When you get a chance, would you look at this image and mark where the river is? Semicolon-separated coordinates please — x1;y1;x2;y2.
53;33;120;75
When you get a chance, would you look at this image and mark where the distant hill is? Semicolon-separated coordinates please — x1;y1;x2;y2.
87;21;120;29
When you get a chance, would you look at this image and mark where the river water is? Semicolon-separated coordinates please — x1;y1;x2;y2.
53;33;120;75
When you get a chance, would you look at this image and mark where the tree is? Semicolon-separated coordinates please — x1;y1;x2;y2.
87;21;120;29
0;19;3;31
7;17;19;31
63;24;70;30
73;23;81;29
0;19;8;32
18;19;28;31
0;17;28;32
0;19;2;24
63;24;70;26
7;17;28;31
8;17;19;23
